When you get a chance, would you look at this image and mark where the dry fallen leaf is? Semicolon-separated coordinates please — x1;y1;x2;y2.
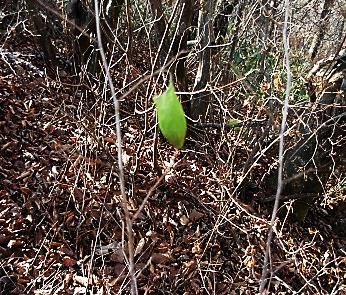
192;242;202;254
189;209;204;222
63;257;77;267
180;215;190;225
134;237;146;257
151;253;172;265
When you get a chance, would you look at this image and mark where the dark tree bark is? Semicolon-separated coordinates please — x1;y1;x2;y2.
171;0;194;119
191;0;214;121
309;0;334;60
66;0;125;76
149;0;169;66
257;0;278;82
27;0;57;72
228;1;245;63
213;0;235;45
67;0;95;73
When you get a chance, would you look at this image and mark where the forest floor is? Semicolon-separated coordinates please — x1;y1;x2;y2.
0;18;346;295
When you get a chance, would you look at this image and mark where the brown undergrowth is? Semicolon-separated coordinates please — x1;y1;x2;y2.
0;13;345;295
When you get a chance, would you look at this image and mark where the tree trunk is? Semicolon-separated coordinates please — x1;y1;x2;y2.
66;0;125;76
257;0;278;82
27;0;57;72
213;0;235;45
191;0;214;122
149;0;168;66
171;0;194;119
309;0;334;60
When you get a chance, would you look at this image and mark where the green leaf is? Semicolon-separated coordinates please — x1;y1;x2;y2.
227;118;242;127
153;80;187;149
227;118;242;132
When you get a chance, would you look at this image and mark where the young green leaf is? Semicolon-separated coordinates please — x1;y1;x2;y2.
227;118;242;132
227;118;242;126
153;80;187;149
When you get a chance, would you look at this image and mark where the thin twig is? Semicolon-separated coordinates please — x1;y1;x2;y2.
259;0;292;293
119;50;188;100
34;0;93;40
93;1;137;294
132;174;166;221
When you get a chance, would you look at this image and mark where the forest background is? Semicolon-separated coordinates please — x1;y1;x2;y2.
0;0;345;294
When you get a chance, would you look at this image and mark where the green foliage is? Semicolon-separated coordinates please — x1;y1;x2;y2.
227;118;241;126
227;118;242;132
290;55;311;103
271;55;310;103
232;42;310;103
232;41;278;73
153;80;187;149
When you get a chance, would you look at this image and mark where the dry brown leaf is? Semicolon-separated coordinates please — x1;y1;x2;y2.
104;136;116;145
134;237;146;257
180;215;190;225
192;242;202;254
151;253;172;265
63;257;77;267
189;209;204;222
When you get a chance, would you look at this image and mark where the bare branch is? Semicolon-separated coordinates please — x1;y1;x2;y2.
93;0;137;294
259;0;292;292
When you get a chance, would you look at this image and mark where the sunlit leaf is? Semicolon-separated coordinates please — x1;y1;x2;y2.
153;80;187;149
227;118;242;126
228;118;242;132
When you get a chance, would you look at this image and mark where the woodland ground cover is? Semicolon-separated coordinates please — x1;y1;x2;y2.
0;1;345;294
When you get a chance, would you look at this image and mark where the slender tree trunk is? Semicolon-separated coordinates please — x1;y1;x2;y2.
191;0;214;121
228;1;245;63
171;0;193;119
213;0;235;45
27;0;57;72
67;0;124;76
309;0;334;60
257;0;278;82
149;0;168;66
